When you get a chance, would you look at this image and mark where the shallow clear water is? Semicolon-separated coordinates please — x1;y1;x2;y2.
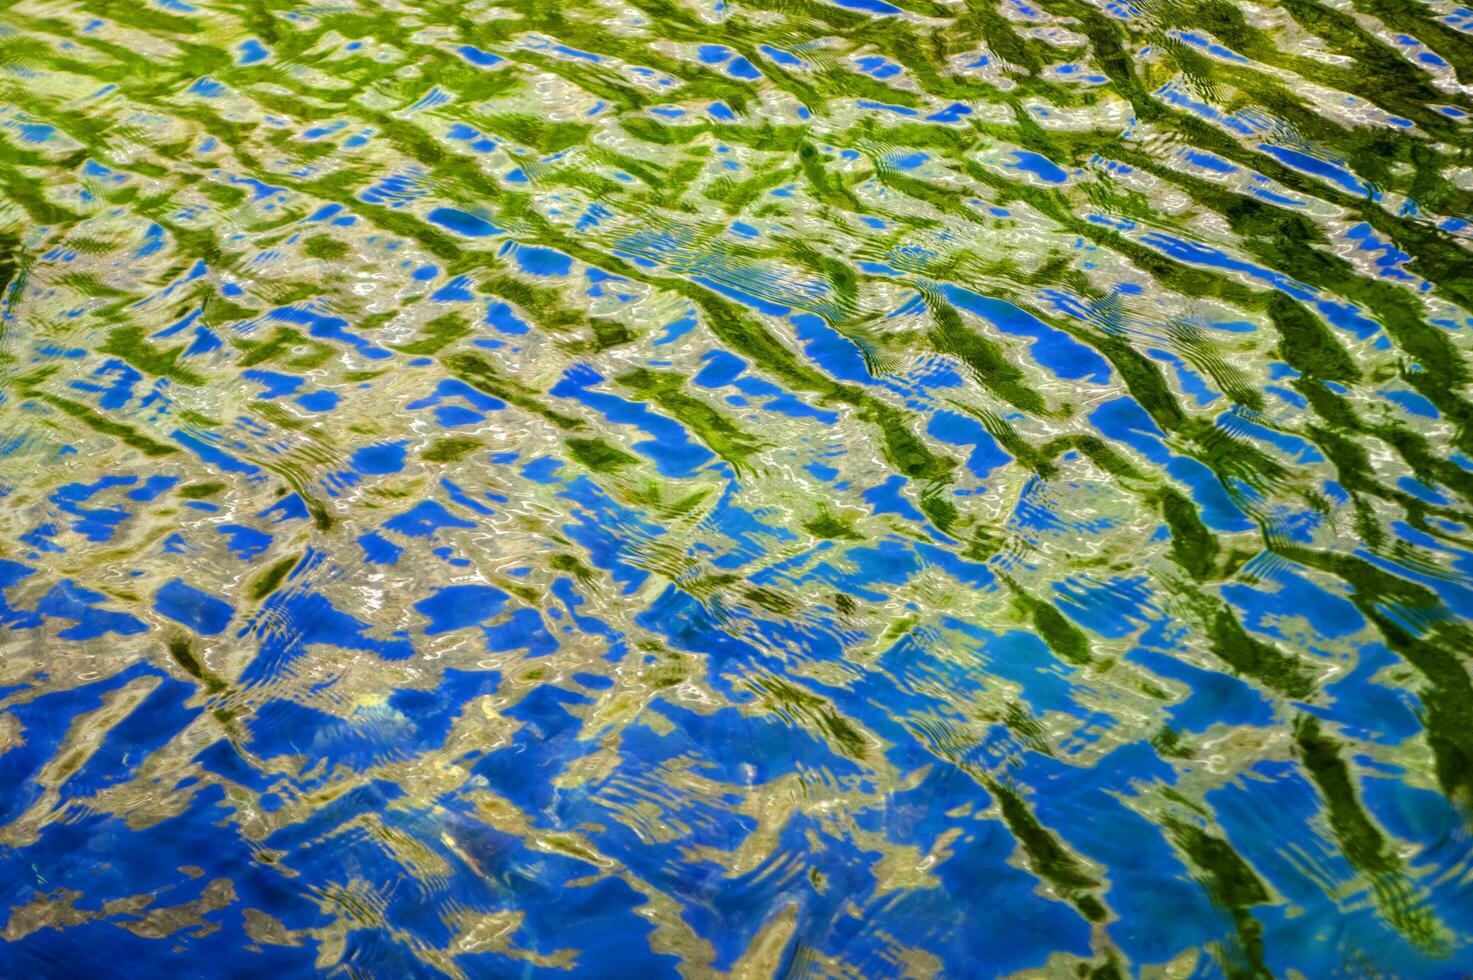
2;0;1473;975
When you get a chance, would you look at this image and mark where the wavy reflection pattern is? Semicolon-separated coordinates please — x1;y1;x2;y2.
2;0;1473;975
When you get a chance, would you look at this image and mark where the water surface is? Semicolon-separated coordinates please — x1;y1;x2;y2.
2;0;1473;975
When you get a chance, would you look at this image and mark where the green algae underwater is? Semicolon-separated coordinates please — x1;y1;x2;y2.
2;0;1473;975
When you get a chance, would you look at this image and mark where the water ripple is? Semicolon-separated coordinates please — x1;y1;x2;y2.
2;0;1473;975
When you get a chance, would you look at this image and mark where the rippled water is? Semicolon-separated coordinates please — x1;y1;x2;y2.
3;0;1473;975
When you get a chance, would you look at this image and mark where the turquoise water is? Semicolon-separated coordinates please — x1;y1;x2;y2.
2;0;1473;975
